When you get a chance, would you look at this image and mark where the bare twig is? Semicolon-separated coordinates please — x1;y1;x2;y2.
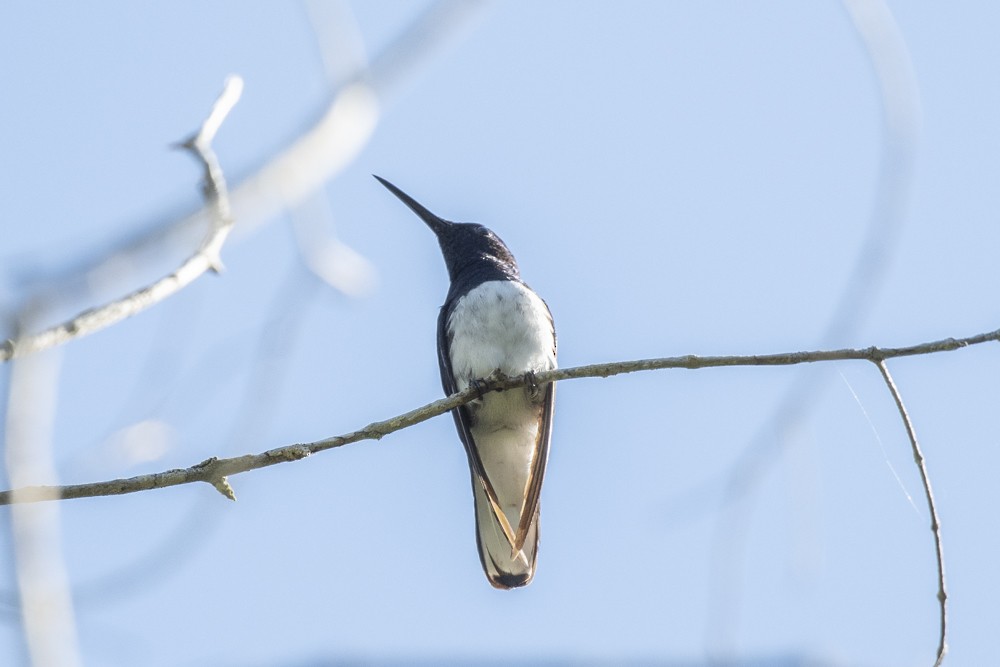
874;360;948;666
9;0;487;325
0;76;242;363
0;326;995;506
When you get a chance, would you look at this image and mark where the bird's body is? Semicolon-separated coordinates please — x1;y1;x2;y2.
376;176;556;589
442;279;556;586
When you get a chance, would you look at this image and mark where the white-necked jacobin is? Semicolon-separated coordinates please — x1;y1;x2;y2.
376;176;557;589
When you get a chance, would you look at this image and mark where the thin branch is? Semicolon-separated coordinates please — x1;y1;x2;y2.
0;76;242;363
0;326;996;506
874;360;947;667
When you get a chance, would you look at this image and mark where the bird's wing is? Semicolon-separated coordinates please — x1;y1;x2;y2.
512;379;554;553
511;300;555;552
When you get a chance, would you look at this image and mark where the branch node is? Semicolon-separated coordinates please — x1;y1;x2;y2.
265;446;311;462
0;77;240;365
211;476;236;501
865;345;883;362
194;456;219;470
680;355;699;370
172;135;199;154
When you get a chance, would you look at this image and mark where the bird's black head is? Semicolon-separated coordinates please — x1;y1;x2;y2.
375;176;520;285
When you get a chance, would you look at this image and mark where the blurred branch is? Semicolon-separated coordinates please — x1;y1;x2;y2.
8;1;487;318
0;77;242;363
0;77;241;664
5;348;80;667
204;0;486;238
73;266;322;607
0;326;994;505
290;192;377;298
875;360;948;667
707;0;922;653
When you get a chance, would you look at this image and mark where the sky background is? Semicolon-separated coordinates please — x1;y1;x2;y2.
1;1;999;665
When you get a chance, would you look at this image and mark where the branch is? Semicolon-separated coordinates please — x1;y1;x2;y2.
0;326;996;506
874;360;948;667
0;76;242;363
10;1;487;323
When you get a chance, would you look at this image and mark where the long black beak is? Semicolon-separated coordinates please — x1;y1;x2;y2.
374;175;450;236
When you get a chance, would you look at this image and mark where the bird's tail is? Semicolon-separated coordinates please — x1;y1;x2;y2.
472;481;539;589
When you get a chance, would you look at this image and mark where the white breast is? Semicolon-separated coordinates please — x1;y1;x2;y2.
446;280;556;392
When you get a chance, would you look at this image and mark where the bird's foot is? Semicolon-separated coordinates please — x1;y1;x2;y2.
471;370;516;398
470;377;490;399
525;370;542;401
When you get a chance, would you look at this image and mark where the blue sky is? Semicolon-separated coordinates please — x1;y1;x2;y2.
1;2;999;665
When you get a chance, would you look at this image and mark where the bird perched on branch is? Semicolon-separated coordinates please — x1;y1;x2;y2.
376;176;556;589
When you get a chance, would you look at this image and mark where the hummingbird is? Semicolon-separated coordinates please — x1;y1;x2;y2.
375;176;556;589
